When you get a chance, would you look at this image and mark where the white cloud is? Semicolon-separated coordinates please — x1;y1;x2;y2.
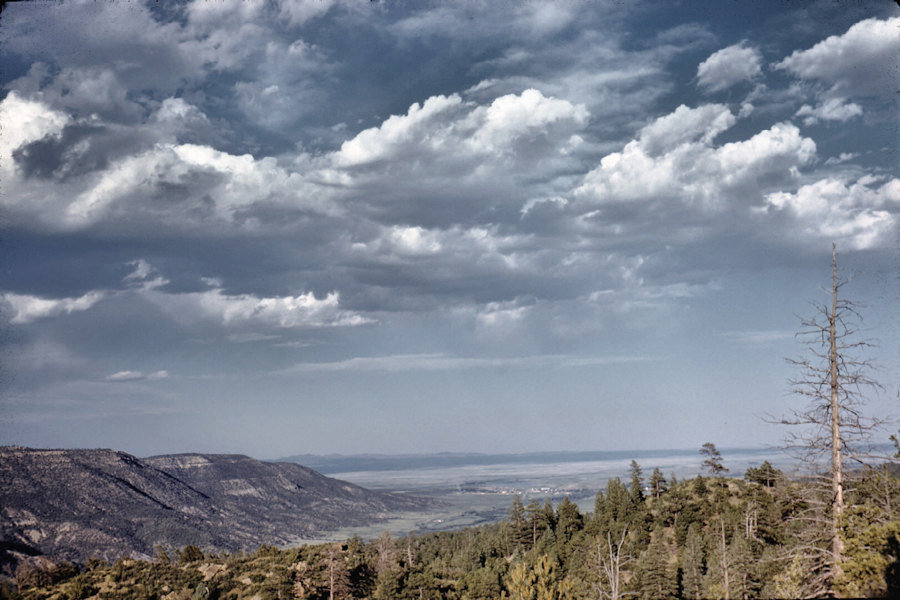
575;105;816;209
334;89;588;168
144;286;372;329
0;92;69;174
389;226;443;256
795;98;863;126
760;177;898;249
824;152;858;166
277;0;336;26
775;17;900;99
469;88;589;155
335;94;466;167
637;103;735;156
697;42;763;92
106;370;169;382
2;291;106;324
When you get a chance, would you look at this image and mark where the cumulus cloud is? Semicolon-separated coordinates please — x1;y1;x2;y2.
575;105;816;210
106;370;169;382
10;140;332;231
759;176;898;250
335;89;588;168
775;17;900;99
0;92;69;174
2;291;106;324
697;42;763;92
637;103;736;156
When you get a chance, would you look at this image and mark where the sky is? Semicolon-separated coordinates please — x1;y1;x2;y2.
0;0;897;460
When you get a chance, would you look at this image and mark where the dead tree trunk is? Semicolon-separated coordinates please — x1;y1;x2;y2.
828;244;844;579
772;242;882;595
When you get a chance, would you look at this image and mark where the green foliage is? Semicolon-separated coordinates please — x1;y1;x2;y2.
631;529;677;599
833;468;900;598
629;460;645;503
699;443;728;476
649;467;668;500
744;461;782;487
680;523;705;600
692;475;708;497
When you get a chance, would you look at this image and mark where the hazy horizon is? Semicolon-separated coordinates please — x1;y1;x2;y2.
1;1;897;458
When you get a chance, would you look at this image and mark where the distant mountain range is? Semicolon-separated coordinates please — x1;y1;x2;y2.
0;447;432;575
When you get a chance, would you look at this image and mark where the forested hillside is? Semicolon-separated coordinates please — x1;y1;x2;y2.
8;461;897;599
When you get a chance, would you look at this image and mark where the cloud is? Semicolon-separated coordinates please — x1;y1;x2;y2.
575;106;816;210
279;353;656;373
0;92;69;175
144;286;372;329
775;17;900;99
117;259;374;330
719;330;794;345
2;291;106;324
12;140;333;231
637;103;735;156
322;88;590;228
795;98;862;126
334;89;588;168
277;0;336;26
106;370;169;382
697;42;763;92
759;176;898;250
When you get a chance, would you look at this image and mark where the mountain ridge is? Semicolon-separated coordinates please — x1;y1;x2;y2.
0;446;432;577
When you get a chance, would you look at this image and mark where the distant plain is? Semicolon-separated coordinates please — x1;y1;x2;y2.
283;447;788;543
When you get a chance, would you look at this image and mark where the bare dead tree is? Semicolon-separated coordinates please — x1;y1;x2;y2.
595;526;634;600
772;243;883;595
719;518;729;600
324;542;349;600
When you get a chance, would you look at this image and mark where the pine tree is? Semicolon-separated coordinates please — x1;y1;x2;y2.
744;461;781;487
649;468;668;499
509;495;531;550
692;475;708;497
596;478;632;532
629;460;645;503
680;523;705;600
526;498;549;548
700;443;728;476
632;529;677;599
556;496;583;542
